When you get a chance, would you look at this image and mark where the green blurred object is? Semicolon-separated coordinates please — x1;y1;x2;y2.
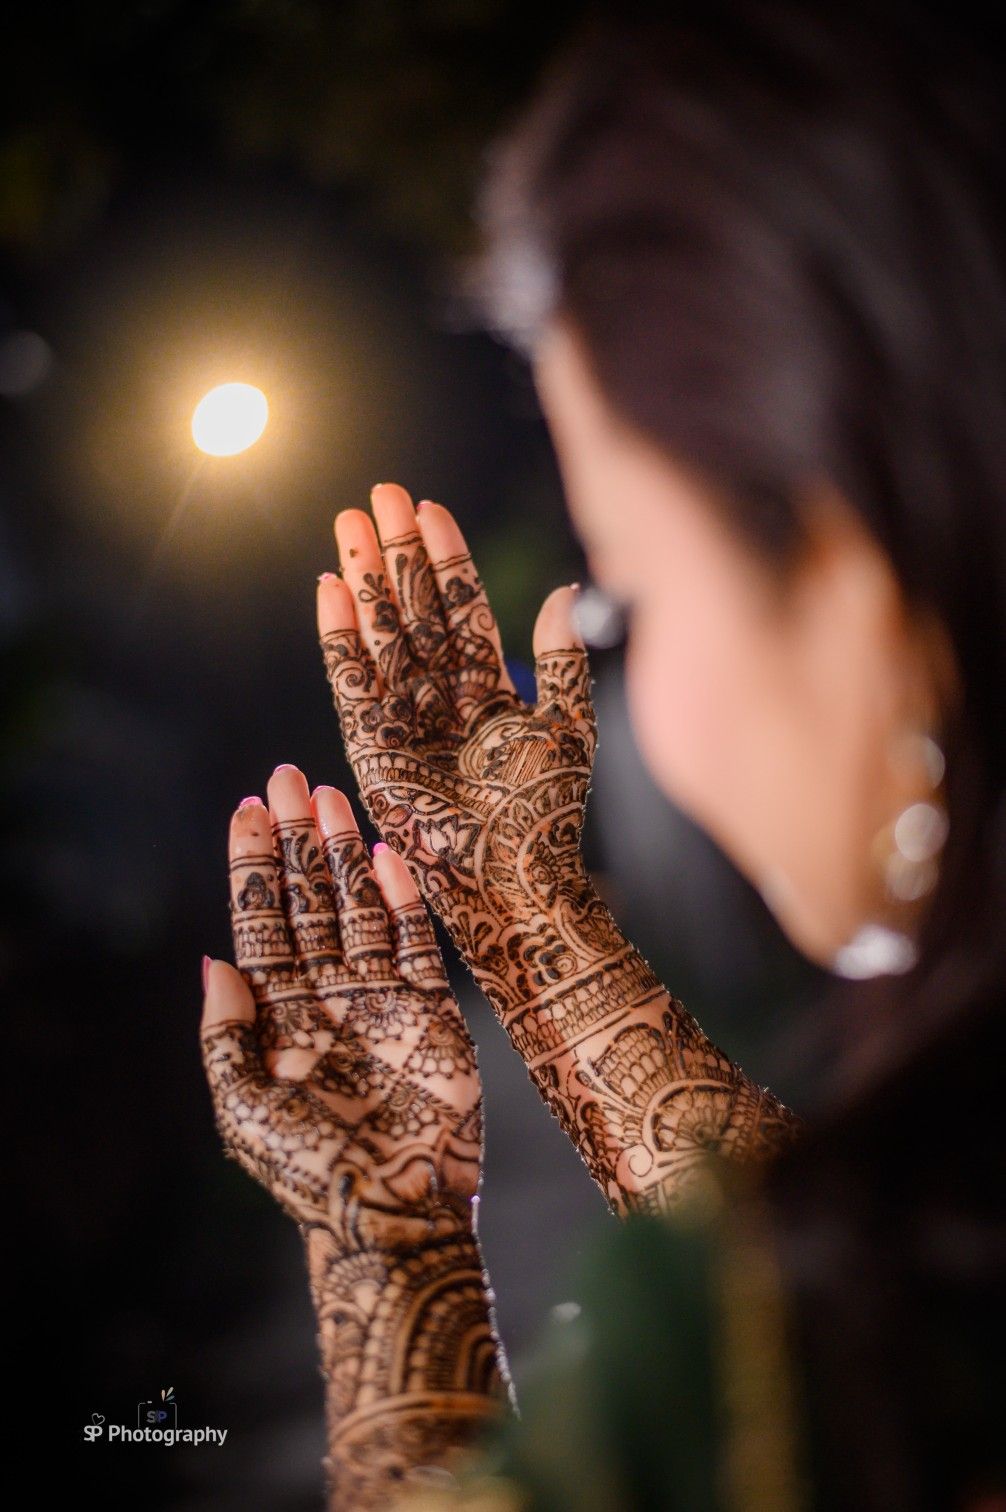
454;1160;808;1512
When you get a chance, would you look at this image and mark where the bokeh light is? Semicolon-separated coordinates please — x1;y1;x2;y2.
191;381;268;455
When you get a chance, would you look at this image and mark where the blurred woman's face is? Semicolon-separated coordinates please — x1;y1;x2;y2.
533;315;951;969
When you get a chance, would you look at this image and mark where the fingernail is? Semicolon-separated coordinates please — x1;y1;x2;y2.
272;763;298;775
416;499;431;511
238;796;262;808
372;842;389;855
317;571;339;583
370;483;388;497
569;581;581;592
202;955;212;992
310;784;333;802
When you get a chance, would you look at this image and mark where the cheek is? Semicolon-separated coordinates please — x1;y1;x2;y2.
623;598;752;831
623;582;880;960
622;588;811;903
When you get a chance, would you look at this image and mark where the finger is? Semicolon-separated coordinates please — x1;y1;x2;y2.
334;507;419;697
312;784;397;983
532;583;596;736
317;573;405;767
201;955;257;1034
363;857;479;1090
200;958;283;1126
266;765;350;999
369;483;458;743
200;959;353;1223
411;498;520;727
370;840;451;992
369;483;451;668
200;957;272;1119
229;796;331;1070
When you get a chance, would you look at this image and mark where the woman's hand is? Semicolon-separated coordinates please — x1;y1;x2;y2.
317;486;803;1218
201;765;483;1243
316;483;607;1024
200;766;510;1509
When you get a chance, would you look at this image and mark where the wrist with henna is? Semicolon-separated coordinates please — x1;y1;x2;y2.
318;501;804;1219
429;816;804;1220
300;1214;510;1512
201;774;516;1512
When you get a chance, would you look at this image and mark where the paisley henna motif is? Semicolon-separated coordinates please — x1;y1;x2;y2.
203;803;511;1509
322;525;805;1217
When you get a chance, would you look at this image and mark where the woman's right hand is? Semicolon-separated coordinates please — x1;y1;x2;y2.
200;764;486;1251
200;765;510;1508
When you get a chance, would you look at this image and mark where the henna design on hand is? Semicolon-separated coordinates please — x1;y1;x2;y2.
320;490;805;1217
201;776;510;1510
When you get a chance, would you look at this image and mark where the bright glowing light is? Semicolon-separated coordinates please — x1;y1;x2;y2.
192;383;268;456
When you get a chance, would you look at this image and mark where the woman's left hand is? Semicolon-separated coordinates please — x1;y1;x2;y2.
200;767;510;1508
200;764;484;1250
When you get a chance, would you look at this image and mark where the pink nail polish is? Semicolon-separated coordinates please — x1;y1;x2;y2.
310;785;332;802
317;571;339;582
570;581;581;592
202;955;212;992
273;763;298;774
237;796;261;808
372;842;390;855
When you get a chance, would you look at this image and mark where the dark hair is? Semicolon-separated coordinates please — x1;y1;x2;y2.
461;0;1006;1108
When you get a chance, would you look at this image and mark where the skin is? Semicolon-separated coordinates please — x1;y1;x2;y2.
311;474;801;1215
530;314;959;965
201;770;512;1510
201;309;957;1505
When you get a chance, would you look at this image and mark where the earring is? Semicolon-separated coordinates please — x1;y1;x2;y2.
870;729;949;904
832;728;948;980
571;582;628;650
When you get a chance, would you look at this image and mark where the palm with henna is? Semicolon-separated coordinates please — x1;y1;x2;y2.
317;483;804;1218
200;766;511;1511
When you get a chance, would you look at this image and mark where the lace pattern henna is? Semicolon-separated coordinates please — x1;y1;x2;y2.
323;513;805;1217
203;794;511;1510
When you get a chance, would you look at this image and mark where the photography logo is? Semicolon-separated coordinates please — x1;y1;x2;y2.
138;1386;177;1429
82;1389;228;1447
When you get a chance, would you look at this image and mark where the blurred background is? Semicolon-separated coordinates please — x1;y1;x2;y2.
3;3;835;1505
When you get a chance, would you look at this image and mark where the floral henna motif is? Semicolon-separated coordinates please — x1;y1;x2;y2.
404;1013;479;1081
204;803;511;1510
305;1224;508;1512
322;534;805;1218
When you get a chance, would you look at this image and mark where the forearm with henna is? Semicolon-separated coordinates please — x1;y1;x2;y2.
454;830;805;1218
201;787;512;1510
320;525;804;1218
302;1217;506;1511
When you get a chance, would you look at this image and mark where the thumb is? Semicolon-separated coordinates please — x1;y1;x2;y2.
532;582;584;660
200;959;271;1135
201;957;257;1035
532;583;594;728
